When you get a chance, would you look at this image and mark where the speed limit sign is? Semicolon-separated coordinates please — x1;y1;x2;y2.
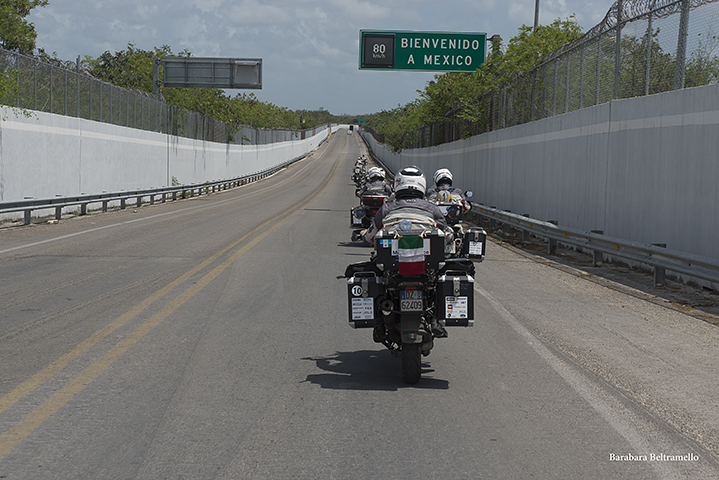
360;33;395;69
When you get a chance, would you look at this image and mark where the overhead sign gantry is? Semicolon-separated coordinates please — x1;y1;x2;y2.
153;57;262;94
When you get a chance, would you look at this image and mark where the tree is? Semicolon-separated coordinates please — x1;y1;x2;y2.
366;17;584;151
83;44;348;135
0;0;49;54
0;1;48;114
683;33;719;88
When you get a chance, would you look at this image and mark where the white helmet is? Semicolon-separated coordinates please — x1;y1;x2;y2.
367;167;385;181
433;168;453;186
394;165;426;196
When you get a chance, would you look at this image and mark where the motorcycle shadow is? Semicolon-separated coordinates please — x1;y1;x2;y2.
303;350;449;391
337;242;373;257
337;241;371;249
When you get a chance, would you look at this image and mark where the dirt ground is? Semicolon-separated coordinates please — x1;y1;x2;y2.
479;221;719;326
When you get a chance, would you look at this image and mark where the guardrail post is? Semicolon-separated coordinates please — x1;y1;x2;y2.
24;210;31;225
136;196;142;208
80;203;87;216
150;195;155;205
591;230;604;266
503;210;512;236
548;220;558;254
653;243;667;287
102;201;108;213
55;206;62;221
121;198;126;210
522;214;531;242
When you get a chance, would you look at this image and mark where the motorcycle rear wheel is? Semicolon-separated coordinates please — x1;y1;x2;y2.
401;343;421;384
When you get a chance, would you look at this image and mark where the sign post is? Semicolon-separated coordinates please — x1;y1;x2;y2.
360;30;486;72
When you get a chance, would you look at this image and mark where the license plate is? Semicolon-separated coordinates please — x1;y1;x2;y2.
400;290;423;312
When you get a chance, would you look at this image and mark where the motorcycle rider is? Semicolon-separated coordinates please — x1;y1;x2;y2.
359;167;392;197
361;165;452;246
360;165;452;338
425;168;471;214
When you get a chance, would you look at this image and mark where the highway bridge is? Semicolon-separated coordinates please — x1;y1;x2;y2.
1;130;718;478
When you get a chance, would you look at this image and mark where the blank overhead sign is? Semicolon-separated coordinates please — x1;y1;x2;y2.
163;57;262;89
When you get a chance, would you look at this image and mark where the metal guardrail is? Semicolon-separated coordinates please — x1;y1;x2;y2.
467;204;719;287
0;123;335;225
0;155;307;225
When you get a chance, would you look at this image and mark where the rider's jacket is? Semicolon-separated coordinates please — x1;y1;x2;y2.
425;184;469;213
360;180;392;197
361;197;451;245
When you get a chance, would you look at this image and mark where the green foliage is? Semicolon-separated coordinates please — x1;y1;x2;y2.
683;34;719;88
83;43;346;134
366;17;584;151
0;0;48;106
0;67;29;118
493;17;583;84
0;0;48;54
83;44;176;92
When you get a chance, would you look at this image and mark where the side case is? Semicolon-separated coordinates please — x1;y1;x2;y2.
350;206;364;227
436;273;474;327
347;273;384;328
461;227;487;261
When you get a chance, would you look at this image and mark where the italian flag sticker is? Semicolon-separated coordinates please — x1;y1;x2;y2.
398;235;425;275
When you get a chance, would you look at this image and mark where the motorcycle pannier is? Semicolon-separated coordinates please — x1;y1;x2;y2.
436;273;475;327
347;273;384;328
461;227;487;261
350;206;364;227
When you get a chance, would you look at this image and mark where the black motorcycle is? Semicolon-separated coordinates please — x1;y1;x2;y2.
344;211;486;384
350;186;389;234
351;156;368;191
428;190;478;257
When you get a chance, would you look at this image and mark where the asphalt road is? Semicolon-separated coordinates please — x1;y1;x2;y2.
1;129;718;479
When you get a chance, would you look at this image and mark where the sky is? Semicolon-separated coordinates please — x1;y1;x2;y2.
28;0;617;116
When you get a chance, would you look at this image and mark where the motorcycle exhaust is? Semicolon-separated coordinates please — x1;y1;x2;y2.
380;299;394;315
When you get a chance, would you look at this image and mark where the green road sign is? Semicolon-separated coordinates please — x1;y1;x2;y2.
359;30;486;72
352;118;367;124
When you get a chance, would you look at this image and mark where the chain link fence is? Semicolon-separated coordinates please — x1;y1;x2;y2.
409;0;719;148
0;48;307;145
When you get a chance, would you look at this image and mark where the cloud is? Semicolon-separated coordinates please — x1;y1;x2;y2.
28;0;618;114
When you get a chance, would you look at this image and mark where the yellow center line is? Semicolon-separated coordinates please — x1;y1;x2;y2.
0;206;273;417
0;158;338;460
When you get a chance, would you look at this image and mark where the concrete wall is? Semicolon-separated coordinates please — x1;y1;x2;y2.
0;107;337;209
364;84;719;262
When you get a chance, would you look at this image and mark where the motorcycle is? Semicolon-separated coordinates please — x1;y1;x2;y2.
351;156;368;191
428;189;480;257
350;184;390;235
344;209;486;384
